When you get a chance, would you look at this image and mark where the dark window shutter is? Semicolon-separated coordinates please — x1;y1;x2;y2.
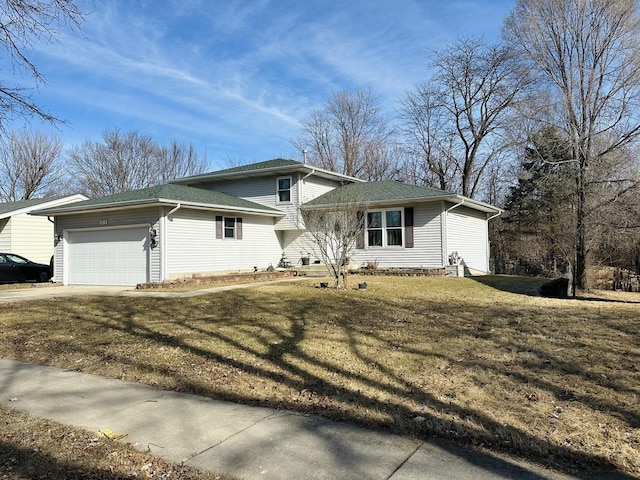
405;207;414;248
356;211;365;249
236;217;243;240
215;215;222;239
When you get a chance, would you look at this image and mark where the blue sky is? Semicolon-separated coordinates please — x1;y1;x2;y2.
19;0;514;170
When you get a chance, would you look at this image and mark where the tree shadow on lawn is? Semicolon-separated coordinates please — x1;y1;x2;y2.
472;275;640;304
0;441;138;480
5;289;638;479
469;275;550;296
573;294;640;305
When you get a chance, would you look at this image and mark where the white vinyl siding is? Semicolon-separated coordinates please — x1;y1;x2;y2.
0;214;54;264
0;218;11;253
281;230;323;266
352;203;442;268
165;209;281;277
446;205;489;272
201;176;301;230
54;208;161;284
204;177;294;209
300;176;343;203
9;214;55;264
193;173;345;232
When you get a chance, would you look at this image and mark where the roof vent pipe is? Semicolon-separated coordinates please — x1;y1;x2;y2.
302;149;308;164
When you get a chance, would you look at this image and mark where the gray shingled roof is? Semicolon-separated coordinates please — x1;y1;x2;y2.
171;158;364;185
304;181;501;213
173;158;301;183
0;196;67;216
35;184;282;215
303;181;455;205
208;158;301;175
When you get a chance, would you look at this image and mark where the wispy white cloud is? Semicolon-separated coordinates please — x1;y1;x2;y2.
30;0;514;163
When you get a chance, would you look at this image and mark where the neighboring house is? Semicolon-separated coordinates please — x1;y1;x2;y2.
33;159;501;286
0;195;87;264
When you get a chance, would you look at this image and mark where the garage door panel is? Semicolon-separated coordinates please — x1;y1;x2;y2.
68;227;149;286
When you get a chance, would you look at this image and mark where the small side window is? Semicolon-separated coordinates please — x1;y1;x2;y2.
277;177;291;203
224;217;236;239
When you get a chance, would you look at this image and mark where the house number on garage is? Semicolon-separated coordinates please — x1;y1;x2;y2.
99;220;108;225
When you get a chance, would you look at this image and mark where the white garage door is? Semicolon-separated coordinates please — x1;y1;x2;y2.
68;227;149;286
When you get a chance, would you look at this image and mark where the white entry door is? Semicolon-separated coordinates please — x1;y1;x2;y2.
67;227;149;286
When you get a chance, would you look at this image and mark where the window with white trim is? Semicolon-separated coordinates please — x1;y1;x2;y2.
366;209;403;247
277;176;291;203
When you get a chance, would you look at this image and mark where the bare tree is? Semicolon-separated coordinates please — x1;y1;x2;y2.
67;128;208;197
504;0;640;290
0;0;84;129
401;37;528;198
300;185;366;288
294;88;399;180
0;130;67;201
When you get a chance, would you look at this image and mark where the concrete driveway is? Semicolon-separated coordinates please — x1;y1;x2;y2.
0;285;133;303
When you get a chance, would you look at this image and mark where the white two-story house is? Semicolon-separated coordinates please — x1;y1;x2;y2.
34;159;501;286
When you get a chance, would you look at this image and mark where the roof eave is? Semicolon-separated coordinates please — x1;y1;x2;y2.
32;198;284;217
0;194;88;220
172;164;364;185
303;194;502;214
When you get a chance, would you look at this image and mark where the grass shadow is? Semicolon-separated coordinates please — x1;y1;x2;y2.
468;274;550;296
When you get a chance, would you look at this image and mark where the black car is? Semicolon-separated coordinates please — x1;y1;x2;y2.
0;253;52;283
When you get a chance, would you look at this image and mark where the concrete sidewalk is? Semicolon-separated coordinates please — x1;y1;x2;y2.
0;359;615;480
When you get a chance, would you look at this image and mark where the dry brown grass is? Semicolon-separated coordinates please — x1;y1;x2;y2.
0;283;32;291
1;275;639;476
0;405;231;479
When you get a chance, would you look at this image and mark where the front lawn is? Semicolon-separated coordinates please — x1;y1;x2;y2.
0;275;638;476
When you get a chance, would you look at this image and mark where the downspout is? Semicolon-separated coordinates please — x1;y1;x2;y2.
487;211;501;222
442;199;465;266
299;170;316;229
486;210;502;273
167;203;182;217
445;198;465;213
296;172;302;229
48;216;58;283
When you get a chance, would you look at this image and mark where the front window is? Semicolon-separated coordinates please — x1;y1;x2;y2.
366;209;403;247
277;177;291;203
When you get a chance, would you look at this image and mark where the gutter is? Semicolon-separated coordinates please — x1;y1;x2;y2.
33;199;284;218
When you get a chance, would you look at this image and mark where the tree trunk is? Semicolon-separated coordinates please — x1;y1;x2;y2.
575;163;588;292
